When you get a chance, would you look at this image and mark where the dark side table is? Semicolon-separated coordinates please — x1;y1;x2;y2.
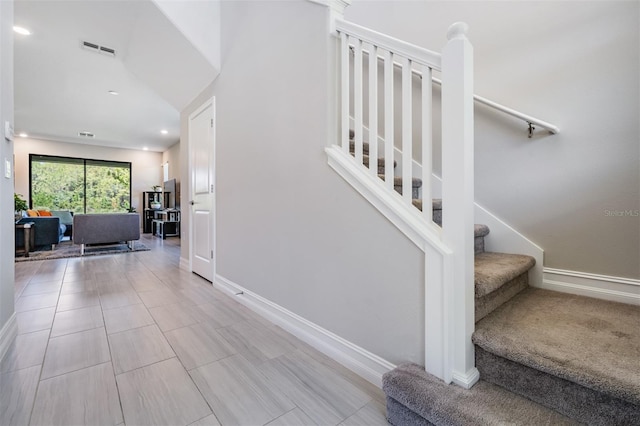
16;222;36;257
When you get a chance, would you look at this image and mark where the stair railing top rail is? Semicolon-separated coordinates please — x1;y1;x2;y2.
336;19;442;70
347;45;559;136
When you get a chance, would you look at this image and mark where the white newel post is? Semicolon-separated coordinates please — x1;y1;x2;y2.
440;22;479;389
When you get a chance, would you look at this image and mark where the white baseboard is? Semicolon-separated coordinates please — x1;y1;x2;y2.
214;274;396;388
0;313;17;363
452;366;480;390
179;256;190;272
541;268;640;305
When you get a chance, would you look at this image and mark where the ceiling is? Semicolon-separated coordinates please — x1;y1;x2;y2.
14;0;216;152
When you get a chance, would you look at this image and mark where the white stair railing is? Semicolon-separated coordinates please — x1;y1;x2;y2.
332;19;479;388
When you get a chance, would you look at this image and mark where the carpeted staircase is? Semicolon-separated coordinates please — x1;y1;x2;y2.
347;133;640;425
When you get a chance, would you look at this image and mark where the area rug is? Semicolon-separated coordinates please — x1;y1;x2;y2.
15;241;150;262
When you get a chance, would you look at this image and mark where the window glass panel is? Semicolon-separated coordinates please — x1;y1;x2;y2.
86;162;131;213
31;158;85;213
30;155;131;214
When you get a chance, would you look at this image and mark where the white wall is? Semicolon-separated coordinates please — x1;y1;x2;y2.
14;138;163;216
152;0;220;74
181;0;426;365
162;141;180;183
345;1;640;280
0;0;14;337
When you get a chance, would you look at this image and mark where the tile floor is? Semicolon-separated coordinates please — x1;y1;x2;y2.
2;236;388;426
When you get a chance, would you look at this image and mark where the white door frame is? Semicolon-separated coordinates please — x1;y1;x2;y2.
188;96;216;282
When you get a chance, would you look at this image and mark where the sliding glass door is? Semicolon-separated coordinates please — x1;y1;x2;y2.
30;154;131;214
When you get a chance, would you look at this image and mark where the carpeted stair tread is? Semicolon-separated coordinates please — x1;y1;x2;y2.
474;224;490;239
383;363;577;426
378;174;422;188
362;154;396;169
412;199;442;211
349;140;370;155
474;252;535;298
473;287;640;406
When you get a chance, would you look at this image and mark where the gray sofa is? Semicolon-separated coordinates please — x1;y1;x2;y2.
73;213;140;255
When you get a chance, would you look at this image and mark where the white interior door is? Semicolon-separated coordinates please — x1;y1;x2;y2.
189;98;215;282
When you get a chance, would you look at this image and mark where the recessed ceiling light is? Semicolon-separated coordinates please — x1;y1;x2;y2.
18;132;28;138
13;26;31;35
108;90;119;95
143;147;149;151
160;129;168;135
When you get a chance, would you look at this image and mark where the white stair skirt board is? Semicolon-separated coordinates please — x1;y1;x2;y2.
541;268;640;306
215;274;396;388
0;313;17;363
475;204;544;288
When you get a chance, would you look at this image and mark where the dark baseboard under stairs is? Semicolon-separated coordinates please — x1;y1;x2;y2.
346;134;640;425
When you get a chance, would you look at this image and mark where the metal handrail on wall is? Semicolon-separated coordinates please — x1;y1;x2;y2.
351;47;560;137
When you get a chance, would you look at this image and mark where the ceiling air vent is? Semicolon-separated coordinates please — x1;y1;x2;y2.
78;131;95;138
81;40;116;57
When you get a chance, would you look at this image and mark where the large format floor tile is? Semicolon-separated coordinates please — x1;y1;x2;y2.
41;327;111;379
266;407;317;425
50;305;104;337
19;280;62;297
188;414;221;426
99;287;143;310
190;354;295;426
149;303;200;332
217;320;296;366
108;324;175;374
31;362;123;426
103;303;155;334
16;307;55;334
15;292;59;313
0;330;49;373
117;358;212;426
339;400;388;425
56;290;100;312
0;365;41;426
165;322;235;370
260;350;372;425
9;236;386;426
194;300;250;329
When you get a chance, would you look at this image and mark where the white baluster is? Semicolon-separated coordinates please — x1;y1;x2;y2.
340;32;349;153
401;57;412;204
421;65;433;222
383;50;394;190
354;39;364;166
368;44;378;178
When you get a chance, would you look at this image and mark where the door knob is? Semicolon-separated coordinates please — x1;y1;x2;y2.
190;200;195;205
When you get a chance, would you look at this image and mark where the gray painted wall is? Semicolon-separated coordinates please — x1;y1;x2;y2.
345;1;639;279
181;0;427;364
0;0;14;337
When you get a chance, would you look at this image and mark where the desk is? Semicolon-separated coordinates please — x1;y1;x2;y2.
15;222;35;257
